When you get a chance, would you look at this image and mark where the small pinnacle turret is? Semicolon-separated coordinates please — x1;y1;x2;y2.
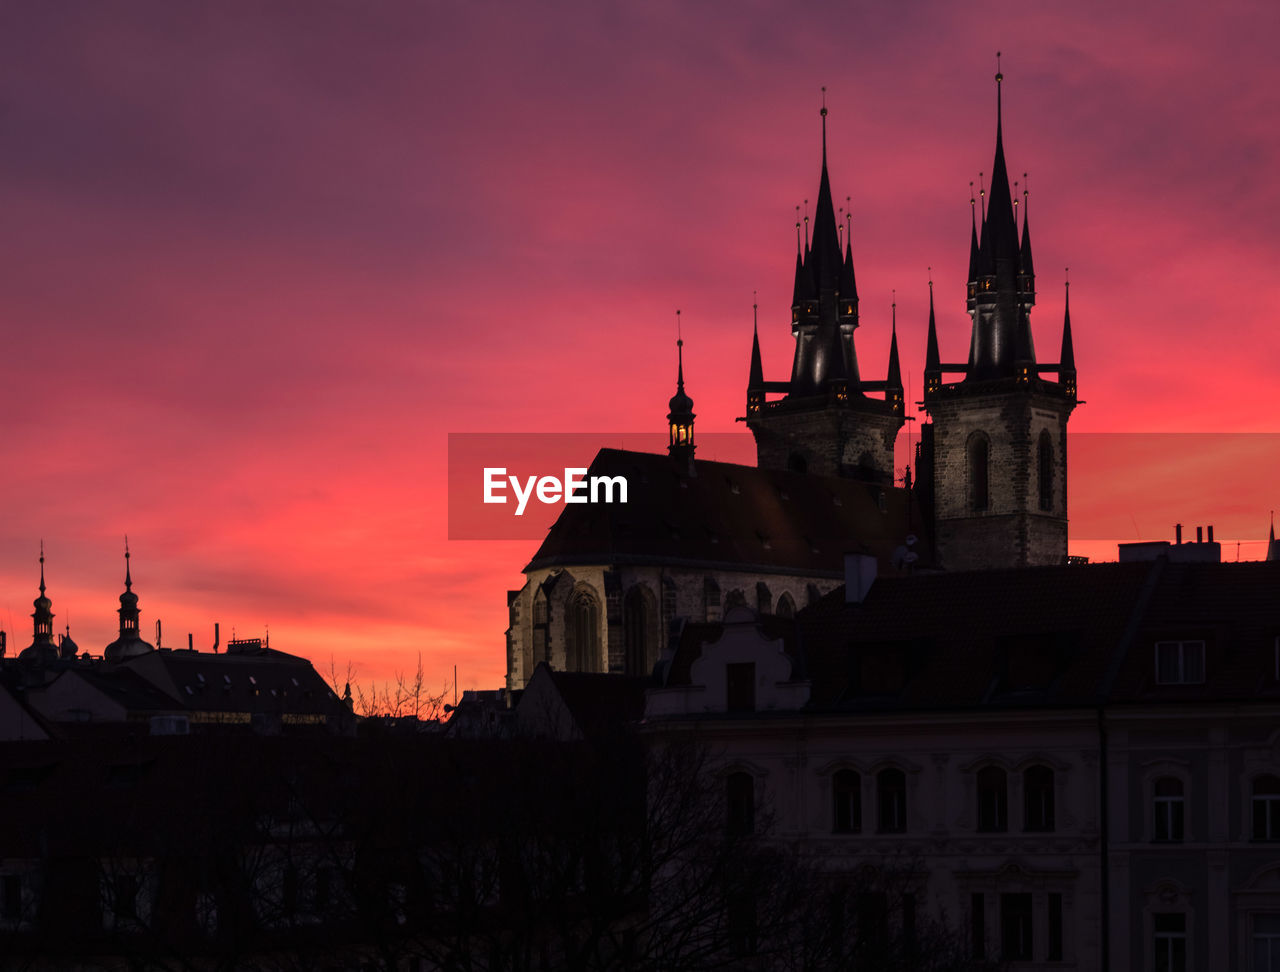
747;298;765;417
887;299;903;415
924;277;941;397
667;314;696;470
1060;276;1077;399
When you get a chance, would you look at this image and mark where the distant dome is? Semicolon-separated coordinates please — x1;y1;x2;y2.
18;642;58;666
104;635;155;663
58;632;79;660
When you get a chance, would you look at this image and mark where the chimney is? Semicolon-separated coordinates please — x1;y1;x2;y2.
1196;526;1203;543
1208;525;1214;543
845;554;878;604
1175;523;1183;544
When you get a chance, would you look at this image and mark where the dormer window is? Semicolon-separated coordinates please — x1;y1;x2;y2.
1155;641;1205;685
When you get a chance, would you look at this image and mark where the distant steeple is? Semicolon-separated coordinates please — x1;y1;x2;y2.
20;542;58;666
1268;512;1278;561
105;539;156;663
667;312;696;469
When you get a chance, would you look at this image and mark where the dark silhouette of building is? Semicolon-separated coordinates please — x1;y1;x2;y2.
915;68;1077;570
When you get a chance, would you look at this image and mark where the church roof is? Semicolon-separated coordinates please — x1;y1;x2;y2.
526;448;929;577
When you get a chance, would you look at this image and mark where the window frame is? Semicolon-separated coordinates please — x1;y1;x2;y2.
1155;640;1206;685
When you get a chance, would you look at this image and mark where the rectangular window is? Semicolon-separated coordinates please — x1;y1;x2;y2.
1154;912;1187;972
1048;892;1064;960
1155;641;1206;684
725;663;756;713
971;892;985;960
1254;914;1280;972
1001;892;1033;961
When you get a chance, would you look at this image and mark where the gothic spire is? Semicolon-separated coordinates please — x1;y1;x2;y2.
1019;177;1035;278
983;54;1020;271
1060;276;1075;372
887;300;902;391
925;277;940;374
968;186;980;283
748;298;764;389
809;91;843;294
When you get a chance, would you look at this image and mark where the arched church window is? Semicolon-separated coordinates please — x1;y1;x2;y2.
1038;431;1054;512
776;592;796;619
968;434;990;512
623;586;658;677
703;577;721;622
565;589;599;673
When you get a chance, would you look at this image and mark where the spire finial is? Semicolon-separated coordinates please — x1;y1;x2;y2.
124;535;132;592
891;289;897;331
820;86;828;166
1065;266;1070;289
994;53;1005;155
752;291;758;333
928;266;933;289
675;309;685;386
39;540;45;595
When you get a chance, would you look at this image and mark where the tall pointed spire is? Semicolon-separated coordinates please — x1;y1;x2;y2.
886;294;904;414
748;295;764;390
925;275;941;397
1060;273;1075;370
984;53;1019;269
968;183;980;282
1019;174;1035;278
1060;272;1077;399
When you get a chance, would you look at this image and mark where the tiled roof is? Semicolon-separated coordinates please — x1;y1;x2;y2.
660;560;1280;713
527;449;929;577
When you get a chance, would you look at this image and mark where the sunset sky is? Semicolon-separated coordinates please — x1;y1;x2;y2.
2;1;1277;691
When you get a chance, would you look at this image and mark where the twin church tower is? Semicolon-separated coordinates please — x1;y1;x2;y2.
741;69;1078;570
